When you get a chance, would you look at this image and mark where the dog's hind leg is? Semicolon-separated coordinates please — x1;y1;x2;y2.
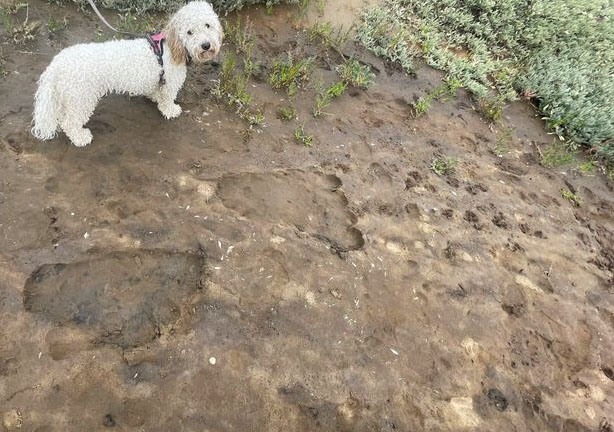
58;99;97;147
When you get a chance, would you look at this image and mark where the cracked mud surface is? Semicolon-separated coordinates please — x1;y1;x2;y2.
1;1;613;431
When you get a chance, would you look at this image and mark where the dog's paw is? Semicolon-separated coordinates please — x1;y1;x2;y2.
160;103;182;119
71;128;93;147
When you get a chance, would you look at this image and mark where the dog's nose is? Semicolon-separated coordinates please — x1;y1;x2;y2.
201;42;211;51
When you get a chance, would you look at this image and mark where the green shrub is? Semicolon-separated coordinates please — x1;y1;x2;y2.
356;0;614;163
65;0;297;14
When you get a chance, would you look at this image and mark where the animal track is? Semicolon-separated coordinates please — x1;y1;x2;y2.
218;171;364;251
24;250;206;349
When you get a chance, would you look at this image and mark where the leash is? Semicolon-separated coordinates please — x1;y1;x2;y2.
85;0;167;85
86;0;140;37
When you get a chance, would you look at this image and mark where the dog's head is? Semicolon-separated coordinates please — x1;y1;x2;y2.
165;1;223;65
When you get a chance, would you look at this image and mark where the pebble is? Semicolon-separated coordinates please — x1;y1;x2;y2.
209;356;217;365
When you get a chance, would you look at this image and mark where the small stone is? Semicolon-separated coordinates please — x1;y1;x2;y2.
2;409;23;430
103;414;115;427
209;356;217;365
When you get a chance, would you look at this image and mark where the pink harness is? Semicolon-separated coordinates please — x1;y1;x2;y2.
146;31;166;85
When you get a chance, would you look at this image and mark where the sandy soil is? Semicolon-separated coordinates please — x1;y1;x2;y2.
1;1;613;430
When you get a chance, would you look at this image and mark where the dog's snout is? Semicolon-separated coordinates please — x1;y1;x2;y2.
201;42;211;51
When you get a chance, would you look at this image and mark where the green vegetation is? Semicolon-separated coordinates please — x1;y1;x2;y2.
430;156;458;176
308;21;349;51
336;58;375;89
116;11;161;34
578;161;596;175
313;81;346;117
0;2;40;44
491;127;514;157
356;0;614;163
540;141;576;168
294;124;313;146
561;189;582;207
412;77;461;117
61;0;297;14
47;15;69;34
212;55;264;127
279;105;297;121
270;53;314;96
224;16;254;55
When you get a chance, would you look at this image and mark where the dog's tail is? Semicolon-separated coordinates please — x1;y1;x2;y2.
31;67;59;140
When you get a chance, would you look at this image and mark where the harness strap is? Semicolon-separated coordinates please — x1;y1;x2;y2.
146;31;166;86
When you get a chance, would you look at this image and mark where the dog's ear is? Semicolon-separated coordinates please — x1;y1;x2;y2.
167;27;186;65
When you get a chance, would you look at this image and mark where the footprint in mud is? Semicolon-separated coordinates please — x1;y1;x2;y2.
218;171;364;252
23;250;206;350
88;119;117;135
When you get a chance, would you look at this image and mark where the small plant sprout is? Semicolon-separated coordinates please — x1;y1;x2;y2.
540;141;576;168
577;161;596;174
561;189;582;207
270;53;314;96
313;81;347;117
492;127;514;157
224;15;255;55
412;76;462;117
47;15;69;34
279;105;297;121
294;124;313;146
336;58;375;89
212;55;265;128
431;156;458;176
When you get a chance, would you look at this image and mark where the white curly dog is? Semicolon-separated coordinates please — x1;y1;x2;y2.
32;1;222;147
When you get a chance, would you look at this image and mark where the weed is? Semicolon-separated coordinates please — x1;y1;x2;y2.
540;141;576;168
561;189;582;207
1;3;40;44
308;21;349;51
412;76;461;117
0;49;6;78
47;15;69;34
223;16;254;55
316;0;324;14
212;55;265;127
270;53;314;96
336;58;375;89
478;95;505;123
294;124;313;146
279;105;297;121
115;11;161;34
492;127;514;157
313;81;346;117
578;161;596;174
431;156;458;176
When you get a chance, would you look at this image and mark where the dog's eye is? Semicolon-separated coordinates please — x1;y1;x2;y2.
187;30;193;35
205;24;210;29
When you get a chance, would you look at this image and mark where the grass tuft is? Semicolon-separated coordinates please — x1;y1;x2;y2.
431;156;458;176
313;81;346;117
561;189;582;207
540;141;576;168
336;58;375;89
294;123;313;146
412;76;461;117
270;53;314;96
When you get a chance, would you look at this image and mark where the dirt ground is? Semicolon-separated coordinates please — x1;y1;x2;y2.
1;1;613;431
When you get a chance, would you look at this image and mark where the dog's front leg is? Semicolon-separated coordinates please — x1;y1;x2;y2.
156;86;182;119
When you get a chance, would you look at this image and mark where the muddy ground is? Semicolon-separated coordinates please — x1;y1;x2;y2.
1;1;613;431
